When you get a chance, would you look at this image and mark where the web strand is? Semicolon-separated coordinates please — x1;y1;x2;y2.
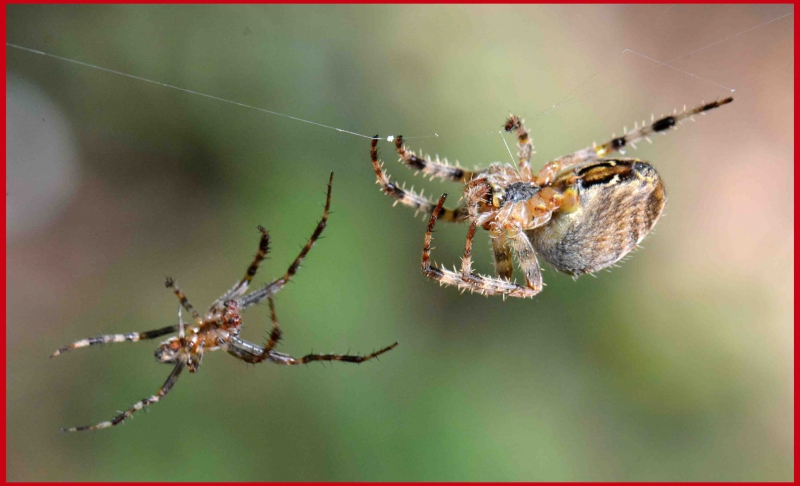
621;10;793;94
621;49;736;92
7;7;789;150
665;11;793;63
6;42;376;140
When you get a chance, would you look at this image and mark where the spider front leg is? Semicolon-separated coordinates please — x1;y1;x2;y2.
165;277;203;325
209;225;271;316
421;194;539;298
238;172;333;310
393;135;474;182
503;115;535;180
62;361;186;432
370;137;468;223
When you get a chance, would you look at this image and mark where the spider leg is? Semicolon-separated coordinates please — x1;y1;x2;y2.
227;335;397;365
230;297;283;364
490;232;514;280
508;229;543;293
209;226;271;316
393;135;474;182
533;97;734;185
225;297;397;365
371;137;468;223
238;173;333;310
421;194;539;298
62;361;185;432
164;277;202;325
267;341;399;365
263;297;282;353
503;115;535;180
51;325;179;357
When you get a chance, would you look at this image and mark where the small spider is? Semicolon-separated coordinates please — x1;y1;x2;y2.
370;98;733;298
52;173;398;431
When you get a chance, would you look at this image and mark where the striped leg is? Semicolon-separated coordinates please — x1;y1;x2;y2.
239;173;333;310
490;232;514;280
535;97;734;185
267;341;398;366
508;230;543;293
227;335;398;366
51;325;178;357
225;298;396;366
62;361;185;432
225;298;282;364
421;194;539;298
262;298;282;354
371;137;468;223
165;277;202;325
394;135;474;182
503;115;535;180
209;226;271;316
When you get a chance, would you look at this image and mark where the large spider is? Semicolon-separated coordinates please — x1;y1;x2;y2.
370;98;733;298
52;173;398;431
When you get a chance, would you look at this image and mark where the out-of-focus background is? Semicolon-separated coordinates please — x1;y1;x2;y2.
7;5;793;481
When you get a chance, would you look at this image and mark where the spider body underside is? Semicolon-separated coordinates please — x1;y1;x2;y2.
371;98;733;298
52;173;398;431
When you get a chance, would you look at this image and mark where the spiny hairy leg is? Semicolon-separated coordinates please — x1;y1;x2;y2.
371;137;468;223
226;298;283;364
421;194;539;298
490;231;514;280
508;229;543;293
210;226;271;315
227;336;398;365
536;97;735;183
394;135;474;182
267;342;399;366
239;172;333;310
165;277;202;325
62;362;185;432
51;325;179;357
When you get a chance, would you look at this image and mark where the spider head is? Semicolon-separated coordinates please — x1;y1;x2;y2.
155;337;182;364
490;181;541;208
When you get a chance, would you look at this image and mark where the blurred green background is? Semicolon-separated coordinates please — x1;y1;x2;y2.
7;5;793;481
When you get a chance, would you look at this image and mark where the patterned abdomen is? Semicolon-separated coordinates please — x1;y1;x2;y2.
529;159;666;276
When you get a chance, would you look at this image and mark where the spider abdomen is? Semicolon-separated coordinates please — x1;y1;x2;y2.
529;159;666;276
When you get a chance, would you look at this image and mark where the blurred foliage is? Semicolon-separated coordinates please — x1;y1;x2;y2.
7;5;793;481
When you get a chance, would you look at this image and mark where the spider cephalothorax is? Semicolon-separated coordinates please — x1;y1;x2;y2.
370;98;732;298
52;173;398;431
